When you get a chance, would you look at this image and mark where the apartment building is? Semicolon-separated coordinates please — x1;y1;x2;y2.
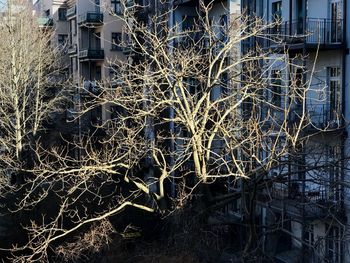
33;0;69;47
158;0;348;261
34;0;126;131
30;0;349;261
241;0;349;262
66;0;126;126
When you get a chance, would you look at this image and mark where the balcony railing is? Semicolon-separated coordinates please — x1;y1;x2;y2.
81;80;100;95
270;183;342;219
259;18;343;48
307;103;342;129
68;44;77;55
271;184;329;202
67;6;76;18
122;33;134;55
37;17;53;27
289;103;343;130
78;12;103;26
126;0;149;8
79;49;104;60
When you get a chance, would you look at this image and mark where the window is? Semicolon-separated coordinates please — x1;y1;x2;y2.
326;225;342;263
96;66;102;81
219;15;228;42
328;67;341;120
272;1;282;20
58;8;67;21
94;32;101;50
95;0;101;12
109;65;118;79
110;105;124;119
111;32;122;51
70;19;76;37
328;145;341;201
111;0;122;15
330;0;343;43
270;70;282;107
58;34;68;46
303;224;314;246
221;72;229;96
291;68;304;113
296;0;306;34
182;16;198;31
272;1;282;33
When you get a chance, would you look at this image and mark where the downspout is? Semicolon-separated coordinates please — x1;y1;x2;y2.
289;0;292;33
169;0;175;198
340;0;347;228
77;2;82;160
341;0;347;126
301;0;307;261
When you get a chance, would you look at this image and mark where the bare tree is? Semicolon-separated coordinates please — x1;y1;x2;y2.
0;0;65;183
0;0;67;259
0;1;344;262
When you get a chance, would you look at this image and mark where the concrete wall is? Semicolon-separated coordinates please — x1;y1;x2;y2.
33;0;69;48
259;0;336;22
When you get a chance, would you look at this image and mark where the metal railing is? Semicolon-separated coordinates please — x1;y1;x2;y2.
78;12;103;25
78;49;104;60
271;183;336;203
37;17;53;27
68;44;77;55
289;103;343;129
67;6;76;18
82;80;100;95
122;32;134;55
307;103;342;128
270;183;343;219
259;18;343;47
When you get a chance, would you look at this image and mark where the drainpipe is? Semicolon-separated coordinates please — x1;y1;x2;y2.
289;0;292;34
169;0;175;198
340;0;347;226
301;0;307;261
77;1;82;160
341;0;347;125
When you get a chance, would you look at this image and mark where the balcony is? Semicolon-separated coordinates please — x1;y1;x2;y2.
67;6;76;18
307;104;343;130
37;17;53;28
81;80;100;96
127;0;150;16
289;103;344;133
260;18;344;51
263;184;344;220
173;32;207;50
121;33;134;55
79;49;104;61
68;44;77;55
78;12;103;27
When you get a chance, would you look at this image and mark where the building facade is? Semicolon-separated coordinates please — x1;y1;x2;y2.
66;0;126;123
31;0;349;262
241;0;349;262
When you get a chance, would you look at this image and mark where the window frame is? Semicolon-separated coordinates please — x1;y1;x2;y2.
111;32;122;51
57;34;68;47
111;0;122;15
58;8;67;21
327;66;341;120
